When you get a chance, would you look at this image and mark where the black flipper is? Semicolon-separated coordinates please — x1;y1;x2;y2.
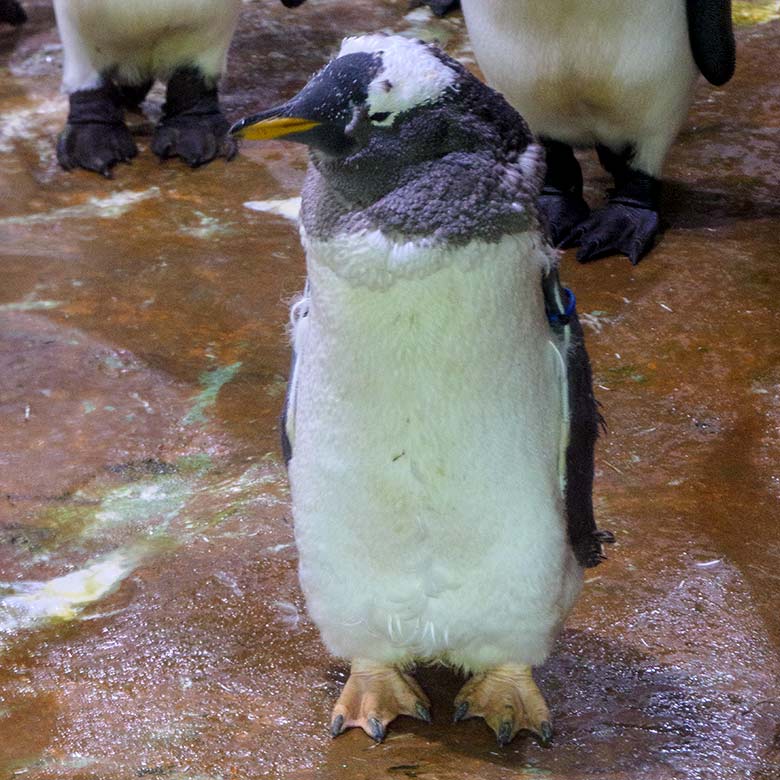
543;271;614;567
0;0;26;25
280;345;295;467
686;0;736;86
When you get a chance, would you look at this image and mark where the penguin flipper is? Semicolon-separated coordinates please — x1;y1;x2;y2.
280;346;296;467
562;312;611;567
543;273;614;567
686;0;736;86
281;287;310;467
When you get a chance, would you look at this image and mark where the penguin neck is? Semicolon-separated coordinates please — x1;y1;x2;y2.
300;141;544;255
302;227;554;293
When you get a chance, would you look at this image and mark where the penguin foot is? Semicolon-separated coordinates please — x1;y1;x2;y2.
567;202;660;265
57;123;137;178
538;191;591;247
57;85;137;177
453;664;552;747
152;66;236;167
152;112;236;168
330;659;431;742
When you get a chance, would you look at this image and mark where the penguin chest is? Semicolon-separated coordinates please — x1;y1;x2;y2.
462;0;697;145
287;235;575;659
66;0;240;77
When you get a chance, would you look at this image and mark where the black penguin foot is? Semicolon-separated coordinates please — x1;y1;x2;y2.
57;123;137;177
152;66;237;167
57;85;137;177
567;202;659;265
152;113;236;167
538;190;591;247
0;0;27;25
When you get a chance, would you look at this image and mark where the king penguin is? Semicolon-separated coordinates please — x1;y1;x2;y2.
0;0;26;26
232;34;612;745
425;0;735;264
52;0;304;176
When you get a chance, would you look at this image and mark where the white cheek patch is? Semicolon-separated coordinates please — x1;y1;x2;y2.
339;34;458;126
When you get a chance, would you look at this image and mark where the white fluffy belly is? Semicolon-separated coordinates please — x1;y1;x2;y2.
63;0;240;81
288;234;582;670
461;0;698;169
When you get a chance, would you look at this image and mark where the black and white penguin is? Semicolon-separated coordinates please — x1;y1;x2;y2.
0;0;26;26
232;34;612;745
426;0;735;264
52;0;304;176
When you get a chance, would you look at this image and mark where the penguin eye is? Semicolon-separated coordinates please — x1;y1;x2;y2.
369;111;391;124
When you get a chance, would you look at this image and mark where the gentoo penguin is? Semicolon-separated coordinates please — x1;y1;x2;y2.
0;0;26;25
52;0;304;176
428;0;735;264
232;34;612;745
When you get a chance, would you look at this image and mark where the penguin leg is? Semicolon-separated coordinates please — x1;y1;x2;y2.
152;66;236;167
0;0;27;26
537;139;591;247
57;81;137;178
330;659;432;742
413;0;461;16
117;80;153;112
453;664;552;747
567;144;661;265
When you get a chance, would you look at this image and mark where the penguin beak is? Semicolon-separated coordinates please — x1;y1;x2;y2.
231;52;381;155
230;108;321;141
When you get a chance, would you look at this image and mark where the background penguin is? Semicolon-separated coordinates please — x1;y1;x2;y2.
0;0;26;26
53;0;304;176
232;34;612;745
426;0;735;264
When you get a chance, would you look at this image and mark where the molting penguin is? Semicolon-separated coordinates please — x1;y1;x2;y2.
429;0;735;264
53;0;303;176
0;0;26;26
232;34;613;745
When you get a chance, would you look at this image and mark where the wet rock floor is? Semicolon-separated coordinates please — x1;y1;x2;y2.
0;2;779;779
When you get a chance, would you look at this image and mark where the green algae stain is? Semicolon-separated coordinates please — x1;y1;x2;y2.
183;362;242;426
732;1;780;25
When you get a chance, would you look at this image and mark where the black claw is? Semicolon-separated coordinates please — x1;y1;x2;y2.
538;192;590;248
573;202;659;265
368;717;385;743
453;702;469;723
539;720;554;746
330;714;344;738
415;703;432;723
497;721;514;746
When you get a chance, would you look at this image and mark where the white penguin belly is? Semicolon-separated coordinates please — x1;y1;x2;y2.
461;0;698;173
58;0;240;85
288;233;582;671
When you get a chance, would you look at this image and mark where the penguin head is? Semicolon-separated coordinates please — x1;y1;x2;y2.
231;35;532;195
